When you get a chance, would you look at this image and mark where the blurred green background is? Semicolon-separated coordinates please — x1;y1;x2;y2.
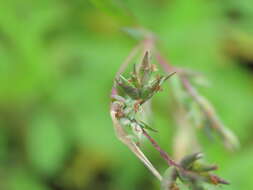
1;0;253;190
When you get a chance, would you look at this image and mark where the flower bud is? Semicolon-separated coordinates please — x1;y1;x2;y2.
180;152;203;169
116;75;140;99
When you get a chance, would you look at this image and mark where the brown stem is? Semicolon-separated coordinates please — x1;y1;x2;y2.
142;128;214;181
142;129;181;168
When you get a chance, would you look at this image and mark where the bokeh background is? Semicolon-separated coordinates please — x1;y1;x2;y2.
1;0;253;190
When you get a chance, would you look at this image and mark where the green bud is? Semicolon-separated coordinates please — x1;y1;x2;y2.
130;64;141;88
116;75;140;99
140;76;162;100
139;51;152;86
139;72;175;101
180;152;203;169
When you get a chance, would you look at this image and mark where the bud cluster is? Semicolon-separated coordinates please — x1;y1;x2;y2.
112;52;174;139
161;153;229;190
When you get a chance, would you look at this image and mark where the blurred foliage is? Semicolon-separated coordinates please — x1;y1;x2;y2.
0;0;253;190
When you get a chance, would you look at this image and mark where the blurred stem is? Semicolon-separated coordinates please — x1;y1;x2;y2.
154;52;220;130
115;43;142;78
155;49;238;150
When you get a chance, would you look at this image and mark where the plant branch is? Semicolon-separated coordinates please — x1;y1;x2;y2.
155;50;239;150
142;128;181;168
110;42;163;181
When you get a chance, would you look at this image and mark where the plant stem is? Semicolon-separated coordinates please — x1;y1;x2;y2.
142;129;181;168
